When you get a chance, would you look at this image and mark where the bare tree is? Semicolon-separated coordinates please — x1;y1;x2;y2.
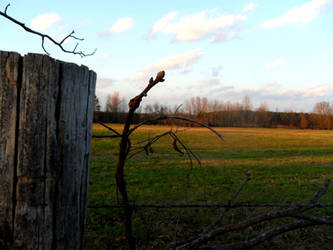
313;101;331;115
313;101;332;129
242;95;252;111
105;91;123;113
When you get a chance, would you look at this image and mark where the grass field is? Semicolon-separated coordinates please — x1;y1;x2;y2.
86;124;333;249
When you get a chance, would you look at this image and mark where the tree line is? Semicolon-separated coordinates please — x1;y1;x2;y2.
94;93;333;130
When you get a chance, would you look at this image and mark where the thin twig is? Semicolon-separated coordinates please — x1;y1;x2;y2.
169;131;206;196
4;3;10;14
92;135;121;138
127;130;171;159
174;104;183;114
0;4;96;57
128;115;224;141
96;121;122;137
201;172;251;235
307;179;331;205
197;216;333;250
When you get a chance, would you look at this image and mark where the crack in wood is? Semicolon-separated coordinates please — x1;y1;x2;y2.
51;62;63;250
11;54;22;245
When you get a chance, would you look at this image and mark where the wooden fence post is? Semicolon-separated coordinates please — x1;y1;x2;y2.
0;51;96;250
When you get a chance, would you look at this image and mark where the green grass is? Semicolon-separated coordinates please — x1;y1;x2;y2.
86;124;333;249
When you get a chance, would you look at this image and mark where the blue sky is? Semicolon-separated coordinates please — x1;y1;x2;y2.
1;0;333;112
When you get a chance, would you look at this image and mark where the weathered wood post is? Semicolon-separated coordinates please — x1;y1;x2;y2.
0;51;96;249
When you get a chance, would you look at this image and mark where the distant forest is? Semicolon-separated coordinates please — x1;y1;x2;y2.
94;93;333;130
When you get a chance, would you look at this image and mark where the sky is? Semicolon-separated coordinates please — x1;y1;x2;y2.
1;0;333;112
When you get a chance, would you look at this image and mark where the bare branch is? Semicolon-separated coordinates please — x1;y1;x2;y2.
127;131;170;159
4;3;9;14
129;115;224;141
169;131;205;191
92;135;121;138
115;71;166;250
0;4;96;57
307;179;330;205
164;172;251;250
197;216;333;250
174;104;183;114
96;121;122;137
202;172;251;235
59;30;84;45
291;213;333;225
175;179;331;249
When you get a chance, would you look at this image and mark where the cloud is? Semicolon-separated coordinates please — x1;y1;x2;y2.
206;81;333;111
96;78;114;89
210;29;239;43
260;0;331;29
148;11;178;38
266;59;286;70
179;69;193;75
197;77;221;87
243;3;257;12
129;48;203;81
149;11;247;42
301;82;333;97
211;66;224;77
30;13;62;31
99;17;134;36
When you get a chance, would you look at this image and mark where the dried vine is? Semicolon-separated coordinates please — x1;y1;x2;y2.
115;71;166;249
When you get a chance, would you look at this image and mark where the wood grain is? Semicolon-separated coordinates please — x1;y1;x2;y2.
0;51;96;250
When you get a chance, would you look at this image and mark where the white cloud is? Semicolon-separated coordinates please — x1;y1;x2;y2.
129;48;203;81
148;11;178;38
149;11;247;42
301;83;333;97
209;82;333;111
96;78;114;89
30;13;62;31
197;77;221;87
260;0;331;29
99;17;134;36
243;3;257;12
266;59;286;70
